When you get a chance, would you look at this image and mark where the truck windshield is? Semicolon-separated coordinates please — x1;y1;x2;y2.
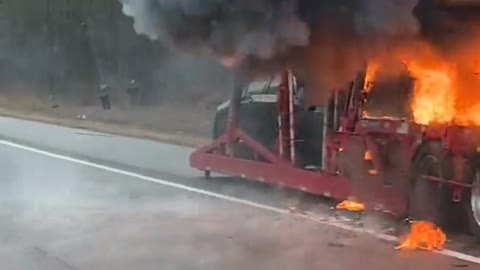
244;76;281;96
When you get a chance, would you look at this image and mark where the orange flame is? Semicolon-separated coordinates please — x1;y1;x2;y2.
364;38;480;126
364;61;380;93
407;62;456;125
364;150;372;161
396;221;447;251
336;200;365;212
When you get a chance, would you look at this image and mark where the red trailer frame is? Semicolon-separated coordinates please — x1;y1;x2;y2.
190;70;477;216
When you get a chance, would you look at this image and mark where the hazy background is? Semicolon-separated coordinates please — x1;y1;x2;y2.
0;0;232;107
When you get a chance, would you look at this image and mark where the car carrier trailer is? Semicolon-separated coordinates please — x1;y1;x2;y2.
189;69;480;241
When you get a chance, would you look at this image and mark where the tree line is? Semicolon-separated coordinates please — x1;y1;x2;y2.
0;0;231;106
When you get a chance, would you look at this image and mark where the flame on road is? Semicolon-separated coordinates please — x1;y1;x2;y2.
336;200;366;212
396;221;447;251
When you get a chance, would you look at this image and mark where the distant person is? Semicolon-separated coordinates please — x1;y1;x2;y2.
126;80;140;106
80;21;87;32
99;84;111;110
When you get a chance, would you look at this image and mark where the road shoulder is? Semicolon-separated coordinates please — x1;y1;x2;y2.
0;107;209;148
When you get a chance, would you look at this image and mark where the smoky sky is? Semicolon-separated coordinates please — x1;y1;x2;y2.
118;0;480;102
120;0;419;58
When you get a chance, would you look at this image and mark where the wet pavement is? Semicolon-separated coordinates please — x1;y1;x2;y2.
0;117;478;269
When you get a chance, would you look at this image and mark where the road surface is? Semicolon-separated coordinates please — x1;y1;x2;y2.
0;116;478;270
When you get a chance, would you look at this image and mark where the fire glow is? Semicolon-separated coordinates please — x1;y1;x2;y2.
220;55;244;69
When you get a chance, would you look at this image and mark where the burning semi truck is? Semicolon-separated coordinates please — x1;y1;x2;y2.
185;0;480;243
114;0;480;244
189;63;480;241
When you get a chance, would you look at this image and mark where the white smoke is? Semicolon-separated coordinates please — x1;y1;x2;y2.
120;0;162;40
118;0;310;59
355;0;420;36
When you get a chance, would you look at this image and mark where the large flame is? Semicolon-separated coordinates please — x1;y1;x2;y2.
407;62;456;125
396;221;447;251
365;38;480;126
364;61;380;93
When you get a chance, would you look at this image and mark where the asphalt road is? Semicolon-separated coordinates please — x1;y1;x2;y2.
0;116;478;270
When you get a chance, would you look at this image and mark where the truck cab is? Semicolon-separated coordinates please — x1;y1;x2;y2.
212;73;330;168
212;76;282;159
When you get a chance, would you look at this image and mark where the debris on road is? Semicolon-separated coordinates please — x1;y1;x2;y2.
336;200;366;212
327;242;346;248
288;206;310;217
396;221;446;251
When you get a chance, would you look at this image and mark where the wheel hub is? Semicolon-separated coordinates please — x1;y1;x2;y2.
471;171;480;226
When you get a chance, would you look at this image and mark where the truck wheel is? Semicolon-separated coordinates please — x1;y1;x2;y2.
464;168;480;242
408;144;448;226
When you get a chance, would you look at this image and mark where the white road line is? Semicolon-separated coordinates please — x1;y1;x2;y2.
1;139;479;265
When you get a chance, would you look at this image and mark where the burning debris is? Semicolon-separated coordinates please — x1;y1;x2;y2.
336;200;366;212
396;221;447;251
364;150;373;161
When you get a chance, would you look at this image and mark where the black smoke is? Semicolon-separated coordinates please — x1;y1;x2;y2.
118;0;480;103
120;0;418;57
414;0;480;52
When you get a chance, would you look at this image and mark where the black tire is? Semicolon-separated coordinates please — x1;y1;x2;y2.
463;161;480;242
408;142;449;227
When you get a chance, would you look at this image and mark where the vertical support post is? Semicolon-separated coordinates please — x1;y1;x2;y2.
225;73;244;155
322;106;329;171
345;71;366;131
45;0;55;105
278;71;291;162
287;71;296;164
333;90;339;131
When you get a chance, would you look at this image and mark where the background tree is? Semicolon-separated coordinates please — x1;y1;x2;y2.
0;0;231;106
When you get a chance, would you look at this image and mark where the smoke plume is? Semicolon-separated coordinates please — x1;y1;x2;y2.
355;0;419;36
119;0;419;58
118;0;480;104
120;0;310;59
